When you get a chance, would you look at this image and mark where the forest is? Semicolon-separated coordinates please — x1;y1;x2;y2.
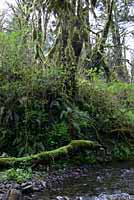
0;1;134;198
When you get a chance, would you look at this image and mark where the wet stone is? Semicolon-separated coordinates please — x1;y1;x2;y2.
0;194;4;200
56;196;70;200
33;186;42;192
21;182;32;188
96;193;130;200
5;183;12;189
23;196;33;200
40;181;47;188
14;183;21;190
0;188;6;194
22;185;33;194
75;197;92;200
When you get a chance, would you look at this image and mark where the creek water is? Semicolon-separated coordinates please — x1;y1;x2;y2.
36;162;134;200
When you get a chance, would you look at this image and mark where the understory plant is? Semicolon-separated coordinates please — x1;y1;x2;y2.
0;31;134;157
6;168;32;183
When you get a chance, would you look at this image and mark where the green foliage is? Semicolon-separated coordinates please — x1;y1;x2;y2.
0;60;134;156
0;0;133;168
60;105;93;137
47;122;70;149
6;168;32;183
124;111;134;123
78;152;97;164
0;65;66;156
0;30;66;155
0;31;33;69
112;144;134;160
77;73;134;141
0;29;134;159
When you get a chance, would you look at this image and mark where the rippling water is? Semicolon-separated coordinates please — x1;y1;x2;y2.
37;162;134;200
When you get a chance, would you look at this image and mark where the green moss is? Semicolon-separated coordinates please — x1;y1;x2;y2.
0;140;99;169
0;141;134;170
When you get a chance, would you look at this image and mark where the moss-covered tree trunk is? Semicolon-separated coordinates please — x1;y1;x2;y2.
89;0;114;80
59;1;84;98
0;140;100;169
111;1;129;82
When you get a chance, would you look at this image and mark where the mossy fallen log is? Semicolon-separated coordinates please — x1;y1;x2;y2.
0;140;100;169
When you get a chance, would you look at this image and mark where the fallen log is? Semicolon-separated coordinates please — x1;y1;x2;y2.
0;140;100;169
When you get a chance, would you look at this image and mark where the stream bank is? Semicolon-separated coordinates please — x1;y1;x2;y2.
0;141;134;199
1;161;134;199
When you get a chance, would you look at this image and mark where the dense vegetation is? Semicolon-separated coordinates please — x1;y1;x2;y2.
0;0;134;164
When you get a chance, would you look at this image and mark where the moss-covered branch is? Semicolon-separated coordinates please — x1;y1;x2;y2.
0;140;100;169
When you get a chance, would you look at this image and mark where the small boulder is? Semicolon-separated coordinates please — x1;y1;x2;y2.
40;181;46;188
97;193;130;200
56;196;70;200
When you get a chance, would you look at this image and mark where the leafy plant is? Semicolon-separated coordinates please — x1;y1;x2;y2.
112;144;134;160
47;122;70;149
6;168;32;183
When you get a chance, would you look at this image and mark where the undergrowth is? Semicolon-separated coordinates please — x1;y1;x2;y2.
0;31;134;157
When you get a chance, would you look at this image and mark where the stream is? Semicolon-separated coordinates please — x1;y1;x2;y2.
35;162;134;200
